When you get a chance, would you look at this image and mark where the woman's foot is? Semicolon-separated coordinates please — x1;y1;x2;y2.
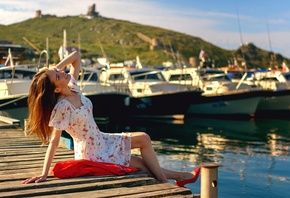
175;167;200;187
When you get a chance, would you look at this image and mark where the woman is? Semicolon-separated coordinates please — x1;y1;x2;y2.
22;51;200;186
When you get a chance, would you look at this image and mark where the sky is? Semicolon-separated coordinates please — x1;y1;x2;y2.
1;0;290;59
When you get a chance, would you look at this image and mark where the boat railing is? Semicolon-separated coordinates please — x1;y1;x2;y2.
98;68;132;94
0;95;27;109
78;67;107;91
163;69;195;85
37;50;49;71
252;72;290;90
236;72;248;89
130;70;166;83
99;68;197;96
99;69;161;96
172;72;197;92
129;70;194;95
0;48;47;96
79;67;94;84
129;70;160;95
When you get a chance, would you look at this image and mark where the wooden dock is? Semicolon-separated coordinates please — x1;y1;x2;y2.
0;121;200;197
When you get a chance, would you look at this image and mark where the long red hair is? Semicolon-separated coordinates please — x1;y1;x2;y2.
27;69;59;145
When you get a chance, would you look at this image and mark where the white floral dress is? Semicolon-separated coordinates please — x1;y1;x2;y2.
49;75;131;166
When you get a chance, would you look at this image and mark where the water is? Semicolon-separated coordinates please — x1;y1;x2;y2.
97;116;290;198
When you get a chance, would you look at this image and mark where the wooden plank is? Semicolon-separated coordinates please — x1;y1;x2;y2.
0;148;72;157
39;183;192;198
0;176;156;197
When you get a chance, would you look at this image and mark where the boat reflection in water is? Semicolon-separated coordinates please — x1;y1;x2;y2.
254;118;290;156
98;117;290;159
98;117;290;148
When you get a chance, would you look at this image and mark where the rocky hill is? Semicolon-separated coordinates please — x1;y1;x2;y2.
0;15;288;69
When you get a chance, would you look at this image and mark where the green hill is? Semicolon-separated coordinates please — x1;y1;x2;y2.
0;15;288;69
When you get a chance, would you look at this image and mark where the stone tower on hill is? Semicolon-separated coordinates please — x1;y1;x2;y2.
87;4;99;18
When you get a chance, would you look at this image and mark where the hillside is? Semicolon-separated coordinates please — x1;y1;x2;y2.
0;15;288;69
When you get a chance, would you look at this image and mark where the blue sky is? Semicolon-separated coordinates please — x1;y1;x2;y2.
1;0;290;59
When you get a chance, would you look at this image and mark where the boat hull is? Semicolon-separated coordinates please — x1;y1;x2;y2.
0;106;28;126
255;89;290;118
125;90;203;119
187;90;264;119
0;95;28;110
85;92;130;118
0;92;130;124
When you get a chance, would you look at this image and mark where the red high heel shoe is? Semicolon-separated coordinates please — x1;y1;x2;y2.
175;167;200;187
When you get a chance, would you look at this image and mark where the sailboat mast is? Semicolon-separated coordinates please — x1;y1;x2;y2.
236;7;247;71
266;18;275;69
266;19;273;52
78;33;81;56
63;29;67;59
237;9;244;46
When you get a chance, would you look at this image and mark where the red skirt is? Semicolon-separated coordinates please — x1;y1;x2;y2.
52;159;138;179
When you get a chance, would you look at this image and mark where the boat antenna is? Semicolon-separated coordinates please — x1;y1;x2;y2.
236;6;247;72
237;9;244;45
98;41;107;59
266;18;272;52
78;33;81;56
266;17;275;69
166;37;177;62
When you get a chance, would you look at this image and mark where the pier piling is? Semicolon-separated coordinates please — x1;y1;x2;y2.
200;162;219;198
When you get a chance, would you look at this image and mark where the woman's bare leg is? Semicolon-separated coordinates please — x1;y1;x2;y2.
130;132;168;183
130;155;198;182
130;132;198;183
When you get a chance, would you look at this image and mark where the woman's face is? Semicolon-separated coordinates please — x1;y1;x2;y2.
47;68;71;89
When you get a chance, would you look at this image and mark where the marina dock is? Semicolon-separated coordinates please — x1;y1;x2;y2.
0;120;201;198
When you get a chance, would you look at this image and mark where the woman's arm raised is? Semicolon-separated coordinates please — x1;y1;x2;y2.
54;51;81;80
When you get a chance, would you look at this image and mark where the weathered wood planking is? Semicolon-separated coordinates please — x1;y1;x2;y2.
0;126;199;198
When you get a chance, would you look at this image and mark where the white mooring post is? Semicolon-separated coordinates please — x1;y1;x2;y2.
24;119;28;136
200;162;219;198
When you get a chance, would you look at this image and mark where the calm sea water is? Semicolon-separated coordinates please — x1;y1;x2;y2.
97;116;290;198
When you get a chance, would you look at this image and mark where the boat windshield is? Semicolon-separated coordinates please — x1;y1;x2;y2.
78;68;99;82
282;72;290;81
169;74;193;81
130;70;166;82
203;74;232;82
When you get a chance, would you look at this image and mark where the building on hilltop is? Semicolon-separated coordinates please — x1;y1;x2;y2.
35;3;100;20
80;4;100;19
87;4;99;18
35;10;42;18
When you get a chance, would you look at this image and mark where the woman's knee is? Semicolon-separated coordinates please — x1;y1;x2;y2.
139;132;151;144
131;132;151;148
